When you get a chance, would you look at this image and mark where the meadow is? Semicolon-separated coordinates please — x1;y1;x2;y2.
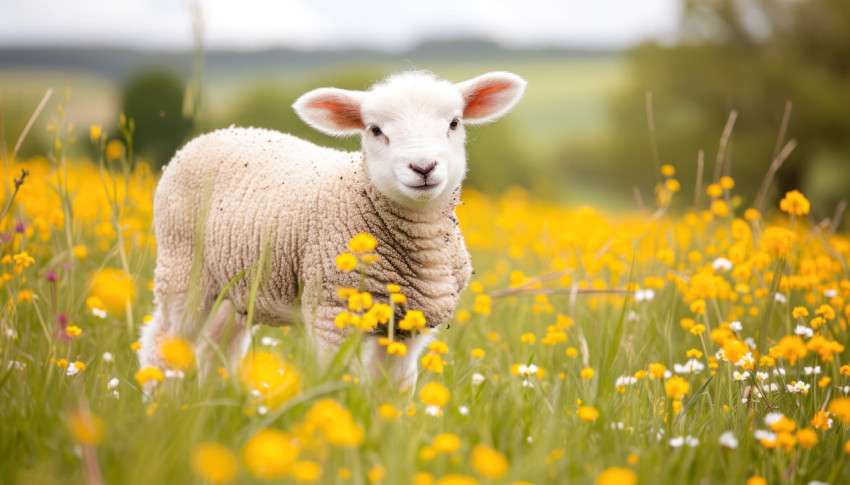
1;94;850;485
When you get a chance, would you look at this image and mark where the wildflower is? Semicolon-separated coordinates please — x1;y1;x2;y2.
470;444;508;478
566;347;579;358
665;376;690;400
669;436;700;447
432;433;460;454
614;375;637;391
680;318;695;330
130;342;142;351
706;184;723;198
690;324;706;335
581;368;594;379
67;361;86;376
472;294;491;315
135;366;164;385
794;325;814;338
429;341;449;354
772;335;807;365
67;411;106;446
89;268;135;315
796;428;817;449
378;404;401;421
349;233;377;252
306;399;364;446
759;227;795;257
649;363;666;379
191;443;237;484
65;325;82;338
815;304;836;320
239;351;300;409
420;381;450;407
335;253;357;271
434;475;478;485
690;300;706;316
387;342;407;356
577;406;599;421
779;190;810;216
399;309;426;330
471;373;485;385
242;429;299;478
718;431;738;449
292;460;322;482
159;337;195;370
105;139;124;160
786;381;810;394
661;164;675;176
421;352;444;373
471;348;485;359
673;359;704;374
828;398;850;423
792;306;809;318
596;467;636;485
348;292;373;312
56;359;68;368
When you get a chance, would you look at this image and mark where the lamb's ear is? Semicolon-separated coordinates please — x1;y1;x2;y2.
292;88;365;137
455;72;527;124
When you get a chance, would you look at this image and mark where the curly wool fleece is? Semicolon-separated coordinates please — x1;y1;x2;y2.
151;127;471;349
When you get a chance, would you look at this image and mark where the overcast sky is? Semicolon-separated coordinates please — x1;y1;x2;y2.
0;0;681;51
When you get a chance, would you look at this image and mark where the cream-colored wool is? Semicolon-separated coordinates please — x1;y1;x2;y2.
140;71;526;389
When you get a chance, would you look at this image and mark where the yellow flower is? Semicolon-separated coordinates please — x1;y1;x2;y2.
428;340;449;354
722;339;748;364
158;337;195;371
792;306;809;318
291;460;322;482
470;444;508;478
779;190;810;216
135;366;164;386
796;428;817;449
420;381;450;407
566;347;579;358
471;348;485;359
387;342;407;356
665;376;690;400
89;125;101;143
105;139;124;160
391;293;407;304
680;318;695;330
65;325;82;338
305;399;364;447
689;324;706;335
815;304;836;320
242;429;299;479
335;253;357;272
711;199;729;217
706;184;723;198
759;227;795;257
377;404;401;421
67;411;106;446
89;268;135;316
744;208;760;221
828;398;850;423
690;300;706;316
432;433;460;454
239;351;300;409
520;332;536;344
596;467;636;485
56;359;68;368
12;251;35;268
661;164;675;177
191;443;237;484
399;309;427;330
349;233;377;253
719;176;735;190
746;477;767;485
581;368;594;379
436;475;479;485
368;464;384;483
415;472;436;485
771;335;807;365
421;353;444;373
665;178;681;193
648;363;666;379
72;245;88;259
577;406;599;421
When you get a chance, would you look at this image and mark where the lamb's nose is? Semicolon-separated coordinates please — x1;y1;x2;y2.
410;162;437;178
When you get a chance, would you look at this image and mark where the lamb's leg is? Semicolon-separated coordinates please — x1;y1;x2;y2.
368;334;433;392
194;300;252;377
138;292;189;371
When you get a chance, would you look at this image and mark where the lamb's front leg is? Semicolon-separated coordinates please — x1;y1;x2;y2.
366;334;433;393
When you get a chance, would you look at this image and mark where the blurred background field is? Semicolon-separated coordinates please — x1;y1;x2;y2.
2;0;848;221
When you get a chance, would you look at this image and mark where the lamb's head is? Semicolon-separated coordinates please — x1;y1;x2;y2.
293;71;527;207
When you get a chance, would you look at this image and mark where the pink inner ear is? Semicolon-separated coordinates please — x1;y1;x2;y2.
310;100;363;130
464;83;511;119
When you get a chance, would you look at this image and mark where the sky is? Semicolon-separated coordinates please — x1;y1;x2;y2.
0;0;680;51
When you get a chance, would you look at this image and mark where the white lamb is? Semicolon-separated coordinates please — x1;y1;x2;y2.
139;70;526;389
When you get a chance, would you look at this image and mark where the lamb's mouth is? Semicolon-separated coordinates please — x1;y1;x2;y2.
408;182;439;191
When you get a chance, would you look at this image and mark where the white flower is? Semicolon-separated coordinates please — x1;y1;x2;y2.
773;368;787;376
663;370;673;379
112;390;120;400
718;431;738;449
615;375;637;386
756;372;769;382
804;366;821;375
425;405;442;417
729;321;742;332
843;386;850;394
808;481;829;485
775;292;787;303
794;325;814;338
258;406;269;415
733;371;750;381
635;289;655;302
458;406;469;416
669;435;699;447
786;381;810;394
92;308;107;318
4;328;16;338
626;310;640;322
712;257;733;272
735;353;754;368
611;422;625;431
824;289;838;298
102;352;114;363
108;378;120;390
260;336;280;347
471;373;486;385
766;383;780;393
7;360;26;371
754;430;776;442
527;436;533;443
165;369;185;379
764;412;785;425
66;362;80;376
745;337;757;349
674;359;705;374
517;364;538;376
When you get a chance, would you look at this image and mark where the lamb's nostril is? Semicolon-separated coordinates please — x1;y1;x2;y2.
410;162;437;178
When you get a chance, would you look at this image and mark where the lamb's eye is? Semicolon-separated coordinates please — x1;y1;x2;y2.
449;118;459;130
371;126;382;136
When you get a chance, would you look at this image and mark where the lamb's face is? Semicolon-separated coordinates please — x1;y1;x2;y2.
293;71;527;208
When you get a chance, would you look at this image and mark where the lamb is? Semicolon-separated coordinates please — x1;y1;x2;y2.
139;70;527;389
